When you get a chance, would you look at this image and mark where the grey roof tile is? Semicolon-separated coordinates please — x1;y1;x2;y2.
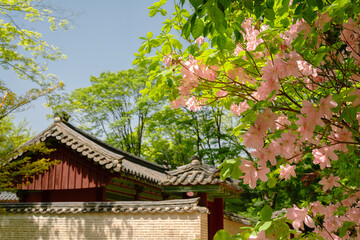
11;120;167;185
162;157;243;193
0;198;209;214
0;192;19;202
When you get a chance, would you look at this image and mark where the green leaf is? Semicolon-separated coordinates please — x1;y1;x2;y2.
189;0;203;10
303;7;316;23
267;177;277;188
339;221;355;238
182;21;191;39
213;230;232;240
266;0;274;8
264;8;275;20
259;221;272;231
282;0;290;8
210;5;227;34
260;205;273;221
147;31;153;39
160;9;167;16
231;30;241;44
218;0;231;10
191;18;204;39
307;0;317;7
162;43;172;55
313;52;327;67
149;9;157;17
255;5;264;18
244;0;254;10
217;34;227;49
316;0;323;9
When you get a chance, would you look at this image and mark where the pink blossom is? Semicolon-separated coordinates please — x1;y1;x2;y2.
255;108;278;131
186;96;203;112
180;55;218;96
297;60;317;77
340;18;360;63
287;205;315;230
319;174;340;192
301;100;322;126
279;164;296;181
230;101;249;116
242;123;267;149
256;78;280;100
195;36;205;45
319;95;337;118
312;147;338;170
163;55;172;68
239;160;270;189
315;12;332;31
296;114;316;141
227;67;255;84
241;18;264;51
273;58;288;78
323;215;342;233
277;132;298;159
216;90;228;98
251;146;279;167
329;126;353;152
281;20;311;47
234;43;242;55
276;113;291;129
311;201;327;216
262;60;278;81
171;97;186;109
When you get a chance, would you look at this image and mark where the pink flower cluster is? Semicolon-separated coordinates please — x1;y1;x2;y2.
241;18;265;51
239;159;270;189
230;101;249;116
309;192;360;240
340;18;360;63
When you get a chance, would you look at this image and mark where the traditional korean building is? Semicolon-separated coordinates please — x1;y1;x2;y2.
0;116;251;240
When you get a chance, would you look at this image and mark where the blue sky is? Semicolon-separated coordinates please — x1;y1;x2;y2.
8;0;176;133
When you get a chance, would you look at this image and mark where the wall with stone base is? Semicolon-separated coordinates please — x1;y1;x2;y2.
0;212;208;240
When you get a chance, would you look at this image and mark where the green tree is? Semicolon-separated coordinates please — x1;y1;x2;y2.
0;0;67;120
48;68;159;156
0;117;57;190
137;0;360;239
0;0;68;190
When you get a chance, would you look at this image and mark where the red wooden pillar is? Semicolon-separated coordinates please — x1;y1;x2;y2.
208;198;224;240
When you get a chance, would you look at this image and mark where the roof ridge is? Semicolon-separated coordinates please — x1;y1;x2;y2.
61;121;166;172
0;197;209;214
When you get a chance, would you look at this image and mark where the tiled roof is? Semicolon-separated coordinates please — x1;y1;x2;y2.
0;197;209;214
224;211;256;225
162;157;242;193
0;192;19;202
11;119;167;185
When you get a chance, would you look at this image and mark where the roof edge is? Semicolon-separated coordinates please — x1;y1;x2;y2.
0;197;209;214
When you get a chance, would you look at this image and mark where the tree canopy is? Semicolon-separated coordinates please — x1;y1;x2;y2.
0;0;68;190
135;0;360;239
0;0;67;120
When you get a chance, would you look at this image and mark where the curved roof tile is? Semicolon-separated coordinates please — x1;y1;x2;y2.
0;198;209;214
162;157;242;193
11;119;167;184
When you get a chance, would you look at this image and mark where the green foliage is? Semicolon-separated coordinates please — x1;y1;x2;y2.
136;0;360;238
0;0;67;120
48;67;156;156
143;105;246;166
0;117;58;190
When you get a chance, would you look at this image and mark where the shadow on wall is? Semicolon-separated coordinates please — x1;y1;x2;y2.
0;213;134;240
0;212;202;240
